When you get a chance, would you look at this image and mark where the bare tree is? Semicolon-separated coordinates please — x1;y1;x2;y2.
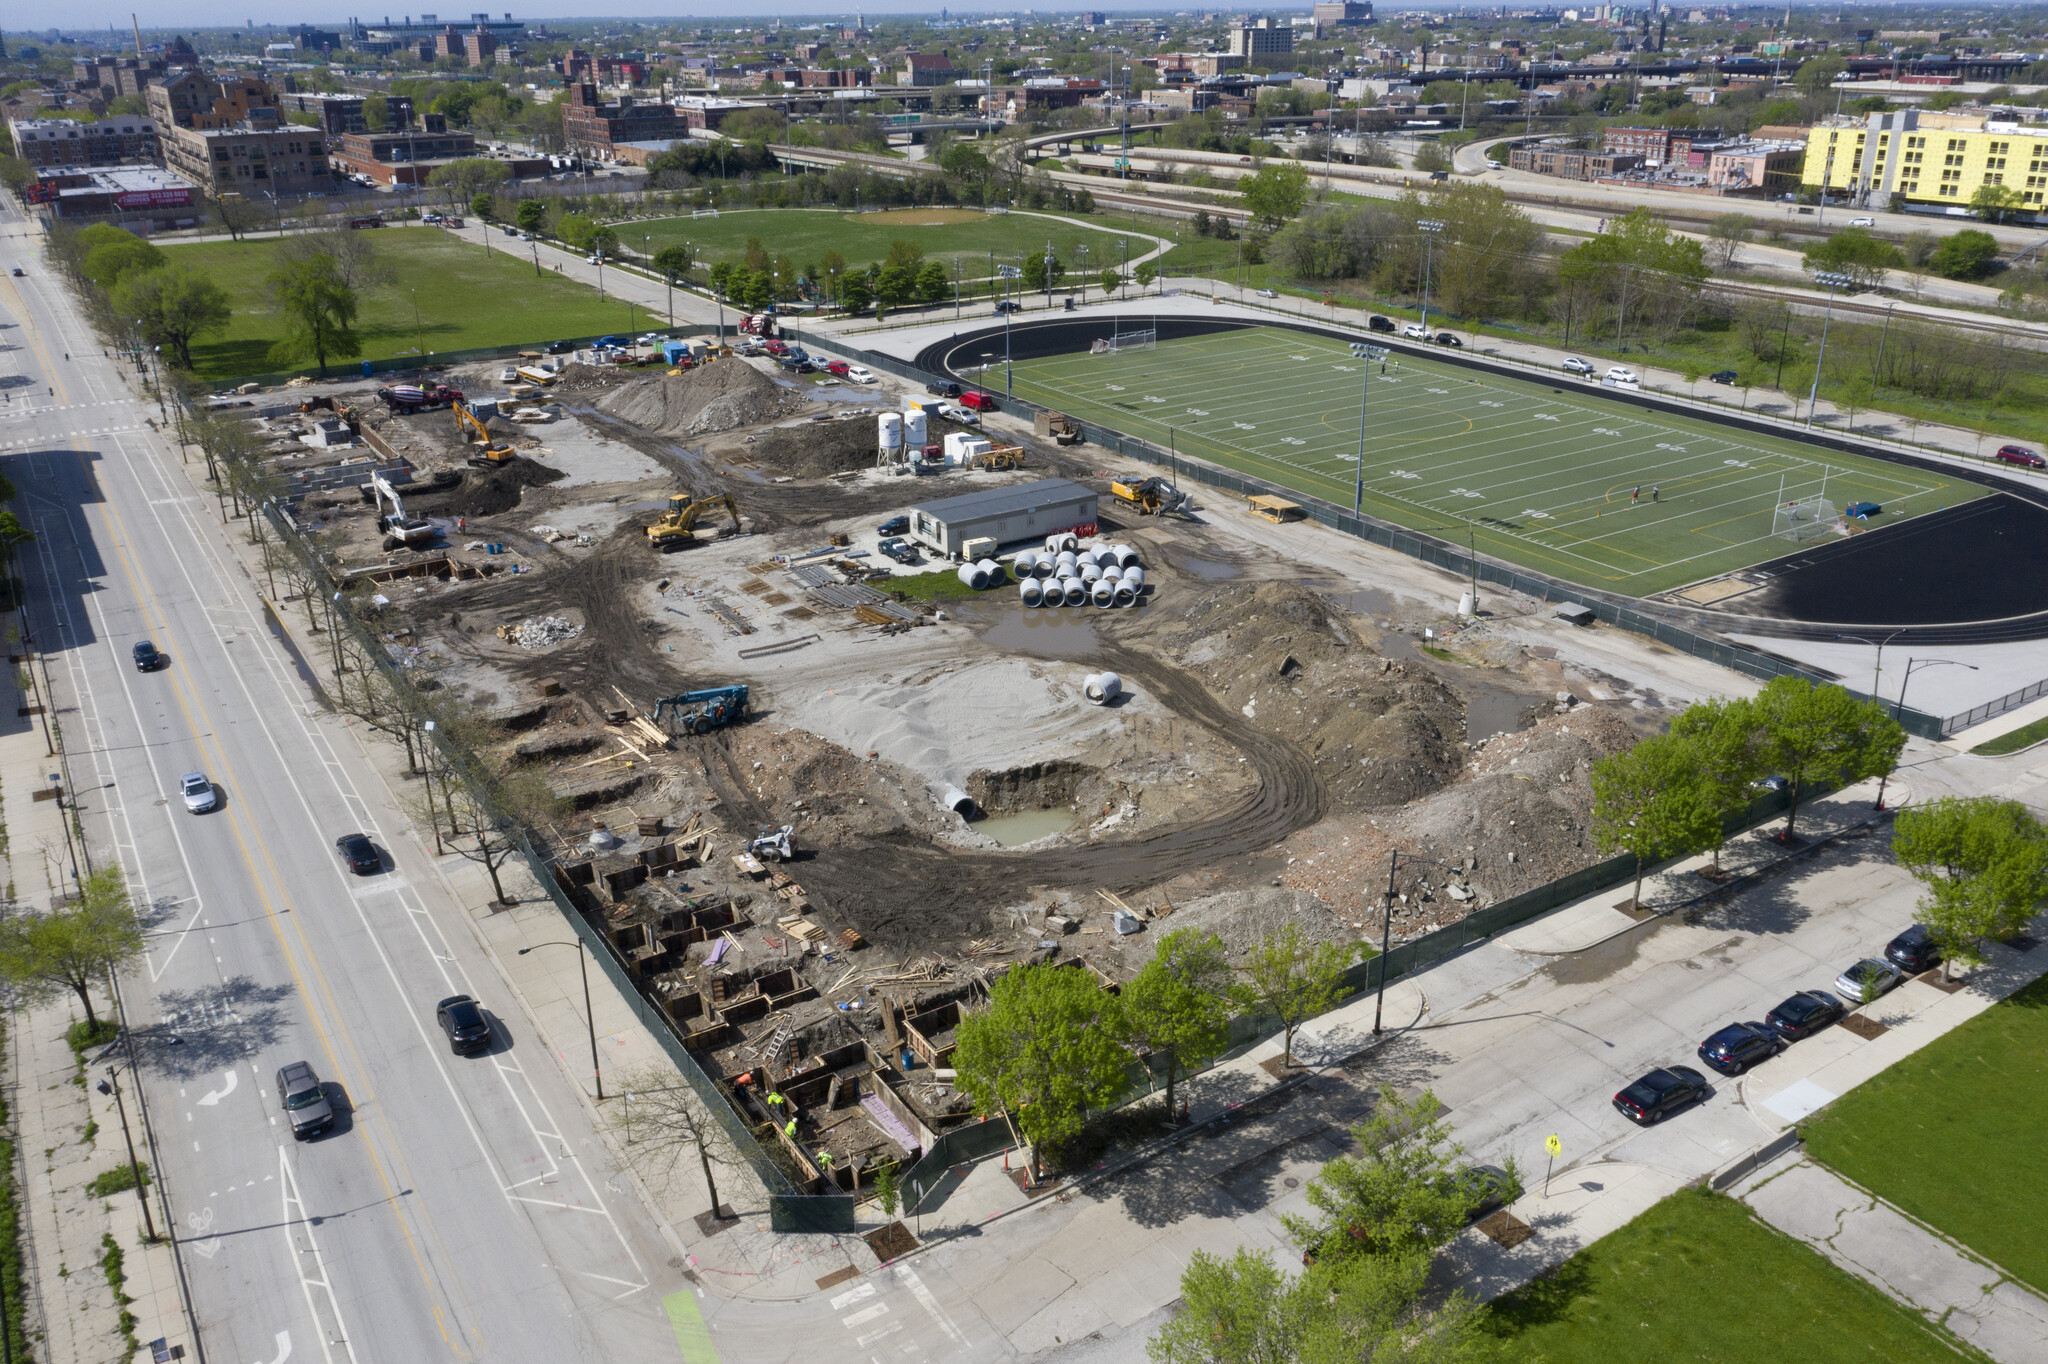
606;1063;743;1221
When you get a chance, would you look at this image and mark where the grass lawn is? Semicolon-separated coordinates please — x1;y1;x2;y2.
1802;973;2048;1292
626;207;1163;282
1484;1187;1973;1362
1003;325;1985;596
164;227;636;383
1972;712;2048;755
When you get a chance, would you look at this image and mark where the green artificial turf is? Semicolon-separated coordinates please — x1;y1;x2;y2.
1484;1187;1972;1362
163;227;638;382
1802;973;2048;1293
1004;325;1986;596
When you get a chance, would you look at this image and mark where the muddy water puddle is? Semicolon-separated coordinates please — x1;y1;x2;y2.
1177;556;1242;581
1465;681;1537;744
970;809;1076;846
980;608;1103;658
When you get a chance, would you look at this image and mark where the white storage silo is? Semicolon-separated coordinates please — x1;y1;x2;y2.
903;405;928;449
878;412;903;458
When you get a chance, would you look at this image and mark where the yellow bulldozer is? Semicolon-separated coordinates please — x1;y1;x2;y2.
1111;476;1189;516
453;400;518;468
969;445;1026;471
645;493;742;550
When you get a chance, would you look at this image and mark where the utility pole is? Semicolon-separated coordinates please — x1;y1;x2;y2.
97;1068;157;1241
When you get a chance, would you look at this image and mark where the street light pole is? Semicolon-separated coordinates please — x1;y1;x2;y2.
1349;341;1388;517
519;942;603;1099
1805;269;1853;428
97;1068;157;1241
1375;850;1459;1034
1883;657;1978;809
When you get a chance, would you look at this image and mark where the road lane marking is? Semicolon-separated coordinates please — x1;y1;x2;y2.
196;1071;238;1106
894;1267;966;1346
280;1147;354;1364
663;1289;719;1364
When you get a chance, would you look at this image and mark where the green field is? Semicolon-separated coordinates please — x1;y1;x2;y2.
1006;327;1988;597
164;227;637;383
1484;1188;1972;1362
1803;973;2048;1293
624;207;1164;280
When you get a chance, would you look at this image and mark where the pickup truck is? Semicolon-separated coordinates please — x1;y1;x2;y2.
877;537;920;564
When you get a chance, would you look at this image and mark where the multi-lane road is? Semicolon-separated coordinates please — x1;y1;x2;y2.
0;208;683;1363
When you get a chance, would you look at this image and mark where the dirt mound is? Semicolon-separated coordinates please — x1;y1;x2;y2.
1165;581;1464;811
596;362;807;437
550;362;642;394
1146;887;1356;965
749;416;878;478
401;459;566;518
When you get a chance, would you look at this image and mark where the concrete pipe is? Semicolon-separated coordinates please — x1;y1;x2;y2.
1079;562;1101;584
976;557;1004;586
1114;544;1141;569
1090;578;1116;607
1012;549;1038;578
1100;563;1123;581
1019;578;1044;607
957;562;988;590
1034;555;1057;578
1054;549;1078;572
1084;671;1122;704
1090;546;1118;570
1048;532;1079;554
1123;566;1146;594
1059;577;1087;606
1112;580;1137;606
938;785;976;818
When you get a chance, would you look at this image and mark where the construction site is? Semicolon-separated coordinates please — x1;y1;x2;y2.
246;337;1669;1194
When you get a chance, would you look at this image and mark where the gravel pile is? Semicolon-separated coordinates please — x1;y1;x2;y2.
1143;887;1360;966
596;362;806;436
510;616;583;649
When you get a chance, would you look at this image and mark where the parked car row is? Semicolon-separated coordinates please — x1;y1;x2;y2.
1613;923;1938;1125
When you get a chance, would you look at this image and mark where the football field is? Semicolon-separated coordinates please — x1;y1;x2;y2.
1004;326;1986;597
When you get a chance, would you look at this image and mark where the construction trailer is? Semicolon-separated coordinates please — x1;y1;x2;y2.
907;477;1097;561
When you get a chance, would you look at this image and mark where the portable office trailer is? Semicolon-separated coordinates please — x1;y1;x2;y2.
907;478;1097;560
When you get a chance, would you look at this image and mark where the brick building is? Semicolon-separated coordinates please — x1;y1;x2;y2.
1508;145;1644;180
1601;125;1728;165
561;82;689;156
11;116;161;168
899;52;965;86
146;71;332;196
72;55;171;98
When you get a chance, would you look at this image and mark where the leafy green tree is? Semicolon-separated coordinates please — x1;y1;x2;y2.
1135;259;1158;292
652;243;694;283
588;225;619;258
1804;226;1905;289
1098;267;1123;296
1751;675;1907;839
1970;183;2024;223
1592;732;1722;907
737;268;775;311
1558;205;1709;341
471;191;497;221
111;265;231;371
913;259;950;304
1121;929;1231;1121
0;510;35;572
555;212;598;251
362;93;391;131
1894;797;2048;978
1836;371;1875;431
1232;922;1351;1068
1240;159;1311;234
1411;141;1452;175
838;272;873;314
514;199;549;235
427;157;510;207
1147;1247;1304;1364
953;963;1130;1152
267;254;362;376
1021;247;1065;293
78;225;163;289
1706;211;1751;270
1667;696;1761;870
1929;229;1999;280
212;192;266;242
0;866;145;1028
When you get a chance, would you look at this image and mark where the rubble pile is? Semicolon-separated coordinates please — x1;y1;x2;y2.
596;361;806;436
507;616;583;649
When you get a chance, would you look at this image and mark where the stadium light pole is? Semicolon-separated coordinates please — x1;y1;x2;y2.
1805;269;1854;428
1417;219;1445;330
997;264;1023;395
1349;341;1389;517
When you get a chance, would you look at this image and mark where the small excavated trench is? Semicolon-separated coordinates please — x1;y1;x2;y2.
964;760;1103;846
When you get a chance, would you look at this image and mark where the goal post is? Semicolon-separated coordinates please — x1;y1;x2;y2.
1090;328;1156;357
1771;494;1840;543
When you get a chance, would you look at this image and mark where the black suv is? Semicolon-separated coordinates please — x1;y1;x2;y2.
1696;1021;1783;1075
132;640;162;672
1765;990;1844;1041
926;380;962;399
1885;924;1942;975
436;995;493;1055
1367;315;1395;333
543;339;574;355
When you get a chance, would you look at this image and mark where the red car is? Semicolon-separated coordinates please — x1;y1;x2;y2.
1995;444;2045;469
763;339;790;356
959;391;999;413
823;360;850;378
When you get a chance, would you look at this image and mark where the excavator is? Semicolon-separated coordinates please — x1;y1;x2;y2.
1110;475;1189;516
650;684;749;735
368;472;438;551
452;399;518;468
644;492;742;550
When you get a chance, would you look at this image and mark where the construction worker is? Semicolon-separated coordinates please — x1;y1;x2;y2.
817;1151;835;1171
783;1118;798;1138
765;1091;786;1116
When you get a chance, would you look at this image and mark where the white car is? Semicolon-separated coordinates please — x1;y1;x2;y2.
1402;323;1431;340
1255;288;1278;298
1833;958;1905;1001
498;366;518;382
1849;216;1876;227
845;366;878;385
179;771;218;814
1562;356;1595;375
1606;366;1639;383
939;403;979;425
1486;159;1504;170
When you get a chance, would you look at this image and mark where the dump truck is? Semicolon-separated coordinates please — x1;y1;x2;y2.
644;492;742;550
1111;476;1189;516
452;399;518;468
377;381;464;414
650;684;749;734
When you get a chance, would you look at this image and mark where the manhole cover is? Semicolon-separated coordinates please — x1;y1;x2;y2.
1283;1178;1299;1189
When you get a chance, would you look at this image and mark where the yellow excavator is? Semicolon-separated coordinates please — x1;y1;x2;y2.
453;399;518;468
645;492;742;550
1111;475;1189;516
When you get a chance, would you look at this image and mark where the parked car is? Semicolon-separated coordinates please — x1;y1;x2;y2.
594;335;629;349
1486;159;1504;170
926;380;962;398
1995;444;2045;469
1562;357;1595;375
779;357;815;374
1606;366;1639;383
543;339;574;355
938;403;978;425
824;360;852;378
1434;332;1463;348
1755;774;1789;792
1696;1021;1784;1075
1849;216;1876;227
277;1061;335;1140
9;267;22;277
1255;288;1279;298
501;224;518;235
436;995;493;1055
959;391;998;412
334;833;381;876
993;300;1022;314
1401;323;1431;340
845;366;877;384
1834;958;1906;1002
877;515;910;536
132;640;162;672
179;771;218;814
877;537;920;565
1765;989;1844;1041
1612;1066;1709;1124
1708;369;1739;385
1885;923;1942;975
1367;315;1395;333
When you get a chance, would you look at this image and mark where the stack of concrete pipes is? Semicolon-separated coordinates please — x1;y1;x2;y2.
1013;537;1145;608
956;557;1008;590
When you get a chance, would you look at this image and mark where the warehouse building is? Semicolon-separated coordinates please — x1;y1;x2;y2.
908;478;1098;560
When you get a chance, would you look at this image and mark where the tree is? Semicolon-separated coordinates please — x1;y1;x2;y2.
1098;267;1123;296
0;866;145;1028
1894;797;2048;978
1591;733;1721;909
1147;1247;1304;1364
1803;226;1905;290
1231;922;1351;1068
1750;675;1907;840
1135;259;1158;293
555;212;599;251
1021;247;1065;294
1970;183;2024;224
838;272;873;315
953;963;1129;1154
471;191;497;221
1411;140;1452;174
428;157;511;207
112;266;232;371
1121;930;1232;1122
1284;1085;1518;1266
362;93;391;131
607;1063;740;1220
267;254;361;376
211;193;266;242
1836;371;1875;431
1240;160;1311;233
1666;697;1761;871
1706;212;1751;270
74;223;163;289
913;259;950;304
1558;205;1709;342
515;199;549;235
1929;228;2000;280
275;228;392;296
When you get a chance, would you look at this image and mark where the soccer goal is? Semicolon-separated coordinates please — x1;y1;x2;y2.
1772;494;1840;542
1091;328;1157;356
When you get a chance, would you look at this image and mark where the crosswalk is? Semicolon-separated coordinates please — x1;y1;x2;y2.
0;423;148;451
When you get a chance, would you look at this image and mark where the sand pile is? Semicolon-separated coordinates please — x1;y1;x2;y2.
597;362;806;436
